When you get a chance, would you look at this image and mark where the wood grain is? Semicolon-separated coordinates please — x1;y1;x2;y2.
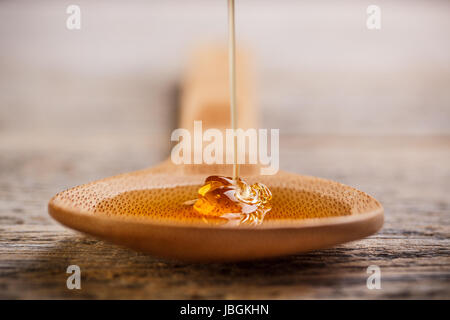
1;134;449;299
0;0;449;300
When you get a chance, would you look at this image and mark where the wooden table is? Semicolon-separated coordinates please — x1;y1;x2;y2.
1;133;449;299
0;0;449;300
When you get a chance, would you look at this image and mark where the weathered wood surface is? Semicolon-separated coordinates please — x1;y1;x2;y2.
1;134;449;299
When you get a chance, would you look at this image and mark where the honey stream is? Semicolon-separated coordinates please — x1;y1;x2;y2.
186;0;275;225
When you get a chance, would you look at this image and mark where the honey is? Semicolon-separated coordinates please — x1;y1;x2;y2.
191;175;272;225
186;0;274;226
93;185;351;225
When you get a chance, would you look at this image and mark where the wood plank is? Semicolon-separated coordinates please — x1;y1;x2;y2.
1;135;449;299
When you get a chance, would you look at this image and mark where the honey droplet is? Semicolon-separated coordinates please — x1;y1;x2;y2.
190;176;272;225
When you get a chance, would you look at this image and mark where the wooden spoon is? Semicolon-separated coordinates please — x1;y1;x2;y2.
48;47;383;262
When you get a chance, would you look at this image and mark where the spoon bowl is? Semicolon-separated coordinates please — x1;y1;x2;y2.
49;161;383;262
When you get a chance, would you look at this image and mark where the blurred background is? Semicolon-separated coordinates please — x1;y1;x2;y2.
1;0;449;202
0;0;449;198
1;0;449;136
1;0;449;300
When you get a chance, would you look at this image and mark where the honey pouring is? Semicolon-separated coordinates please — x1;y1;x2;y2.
185;0;273;225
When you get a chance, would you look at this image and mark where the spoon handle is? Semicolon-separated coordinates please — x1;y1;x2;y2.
179;46;257;133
